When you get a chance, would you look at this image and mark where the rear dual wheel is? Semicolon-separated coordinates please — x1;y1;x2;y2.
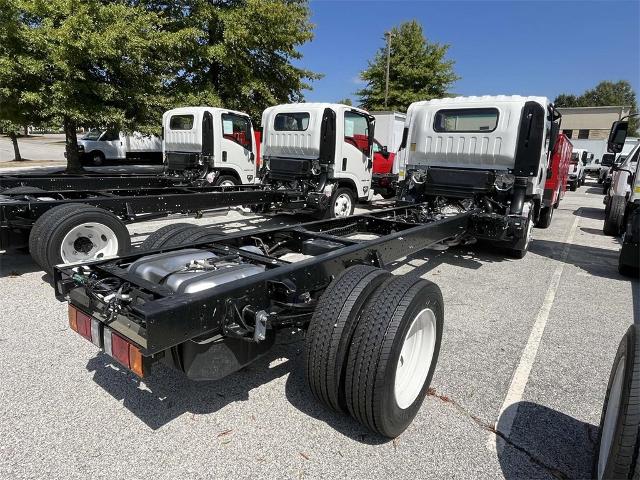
29;203;130;274
305;266;443;437
140;223;222;250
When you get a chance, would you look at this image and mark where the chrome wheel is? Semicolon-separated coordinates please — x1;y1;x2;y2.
219;179;236;187
394;308;437;409
60;222;119;263
598;356;626;479
333;193;353;218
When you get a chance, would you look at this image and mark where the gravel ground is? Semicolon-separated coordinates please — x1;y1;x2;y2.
0;179;637;479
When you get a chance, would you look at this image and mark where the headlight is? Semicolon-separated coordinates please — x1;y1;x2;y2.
494;173;515;191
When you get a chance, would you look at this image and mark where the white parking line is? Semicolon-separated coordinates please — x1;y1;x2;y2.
488;214;581;453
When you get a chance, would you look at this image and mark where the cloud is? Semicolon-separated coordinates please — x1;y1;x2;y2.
351;75;366;85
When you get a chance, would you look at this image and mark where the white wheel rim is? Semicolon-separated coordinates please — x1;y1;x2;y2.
60;222;119;263
220;180;235;187
598;356;626;479
93;155;102;165
394;308;437;409
333;193;352;218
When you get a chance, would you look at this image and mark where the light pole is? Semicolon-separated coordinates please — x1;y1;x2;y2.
384;31;393;109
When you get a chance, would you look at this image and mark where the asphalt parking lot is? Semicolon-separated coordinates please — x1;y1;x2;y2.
0;179;637;479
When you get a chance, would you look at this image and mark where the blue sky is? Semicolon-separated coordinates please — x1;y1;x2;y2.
298;0;640;104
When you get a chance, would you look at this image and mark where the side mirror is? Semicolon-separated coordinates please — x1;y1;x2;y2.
608;121;628;153
381;146;390;158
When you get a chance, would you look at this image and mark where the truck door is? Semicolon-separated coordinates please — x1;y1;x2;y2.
202;111;214;160
339;110;373;198
218;112;255;183
99;130;125;160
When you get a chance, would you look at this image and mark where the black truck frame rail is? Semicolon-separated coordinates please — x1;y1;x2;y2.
54;204;470;356
0;172;181;192
0;184;302;250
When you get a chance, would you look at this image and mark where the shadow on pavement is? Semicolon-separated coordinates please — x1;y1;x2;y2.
573;206;605;220
0;248;41;278
497;401;596;479
530;239;628;282
86;329;304;431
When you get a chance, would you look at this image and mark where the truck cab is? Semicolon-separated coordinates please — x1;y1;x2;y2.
260;103;375;217
539;132;572;227
396;95;561;257
163;107;258;185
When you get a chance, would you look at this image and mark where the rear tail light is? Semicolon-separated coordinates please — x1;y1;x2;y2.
68;305;144;377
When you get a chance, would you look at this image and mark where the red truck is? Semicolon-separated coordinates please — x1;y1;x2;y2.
538;132;572;228
372;139;396;199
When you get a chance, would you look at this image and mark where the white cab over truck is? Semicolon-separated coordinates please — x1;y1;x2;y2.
396;95;561;258
78;130;162;166
163;107;258;185
260;103;375;217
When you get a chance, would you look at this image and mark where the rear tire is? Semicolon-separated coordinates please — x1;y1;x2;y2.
305;265;391;413
139;223;196;250
570;181;577;192
603;196;626;236
344;276;444;438
594;324;640;479
29;203;130;274
536;206;553;229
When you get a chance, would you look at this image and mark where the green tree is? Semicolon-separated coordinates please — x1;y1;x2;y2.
336;98;353;106
0;0;199;172
356;20;459;112
555;80;639;135
0;0;50;161
141;0;321;122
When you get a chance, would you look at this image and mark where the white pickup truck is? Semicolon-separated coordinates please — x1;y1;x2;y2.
78;130;162;166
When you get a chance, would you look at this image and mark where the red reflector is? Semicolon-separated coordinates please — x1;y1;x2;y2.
111;333;130;367
76;311;92;341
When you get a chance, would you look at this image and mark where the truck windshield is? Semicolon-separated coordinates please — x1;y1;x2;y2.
433;108;499;133
82;129;103;141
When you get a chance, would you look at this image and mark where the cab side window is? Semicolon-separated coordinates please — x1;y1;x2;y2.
344;111;370;155
222;113;252;151
101;130;120;142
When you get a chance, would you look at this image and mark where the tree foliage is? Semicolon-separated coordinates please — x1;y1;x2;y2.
555;80;639;135
356;20;458;112
0;0;319;172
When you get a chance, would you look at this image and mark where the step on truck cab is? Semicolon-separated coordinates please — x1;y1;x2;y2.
538;132;572;228
260;103;375;218
163;107;258;185
396;95;561;257
370;111;406;199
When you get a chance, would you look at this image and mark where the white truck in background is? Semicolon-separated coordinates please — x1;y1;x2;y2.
162;107;258;185
78;130;162;166
396;95;561;258
260;103;375;218
567;148;588;190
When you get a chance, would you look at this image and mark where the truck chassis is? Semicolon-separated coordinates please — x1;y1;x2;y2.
55;204;472;437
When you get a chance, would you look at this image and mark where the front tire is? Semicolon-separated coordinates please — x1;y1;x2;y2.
603;196;626;236
327;187;355;218
536;206;553;229
344;276;444;438
91;151;105;166
594;324;640;479
570;181;578;192
214;175;238;187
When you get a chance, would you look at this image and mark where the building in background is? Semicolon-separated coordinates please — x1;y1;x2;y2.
557;105;631;140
